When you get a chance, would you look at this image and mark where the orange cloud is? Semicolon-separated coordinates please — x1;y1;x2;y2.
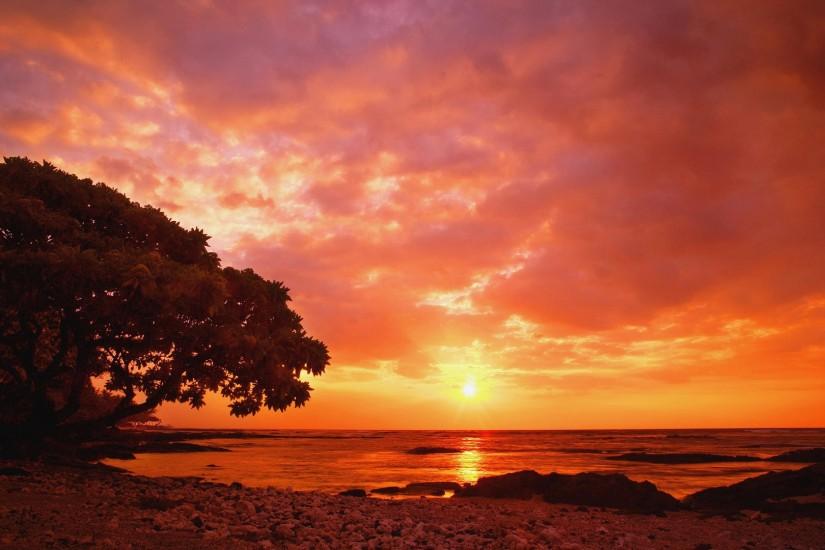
1;1;824;427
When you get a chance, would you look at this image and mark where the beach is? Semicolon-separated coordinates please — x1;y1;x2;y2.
2;460;824;550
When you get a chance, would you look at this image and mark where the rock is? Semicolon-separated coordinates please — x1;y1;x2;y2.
371;482;462;496
136;442;231;453
457;469;680;512
137;496;182;511
273;522;295;539
152;510;192;531
339;488;367;497
405;447;461;455
457;470;546;499
685;462;825;513
504;531;530;549
77;444;137;460
230;524;268;540
191;515;204;528
237;500;257;515
0;467;31;476
203;529;229;540
371;486;402;495
540;527;562;542
544;472;681;512
607;453;760;464
767;448;825;462
402;481;462;495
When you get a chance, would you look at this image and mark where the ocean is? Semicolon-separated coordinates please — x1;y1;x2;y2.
104;428;825;499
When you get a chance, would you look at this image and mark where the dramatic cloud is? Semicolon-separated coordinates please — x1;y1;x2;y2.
2;0;823;427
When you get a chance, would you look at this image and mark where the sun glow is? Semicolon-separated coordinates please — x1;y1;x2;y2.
462;379;477;398
455;436;482;483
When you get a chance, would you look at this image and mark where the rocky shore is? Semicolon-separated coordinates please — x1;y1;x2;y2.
2;460;825;549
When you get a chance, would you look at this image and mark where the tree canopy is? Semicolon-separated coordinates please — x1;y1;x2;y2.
0;158;329;441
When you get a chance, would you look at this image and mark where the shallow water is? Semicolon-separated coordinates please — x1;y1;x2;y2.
105;428;825;498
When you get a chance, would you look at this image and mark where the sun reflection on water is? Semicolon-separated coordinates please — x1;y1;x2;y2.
456;436;483;484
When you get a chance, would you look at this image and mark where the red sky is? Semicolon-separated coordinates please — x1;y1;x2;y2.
2;1;824;428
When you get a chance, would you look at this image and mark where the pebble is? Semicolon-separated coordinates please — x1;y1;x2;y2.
2;461;824;550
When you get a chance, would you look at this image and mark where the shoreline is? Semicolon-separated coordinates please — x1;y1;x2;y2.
2;460;824;549
82;429;825;501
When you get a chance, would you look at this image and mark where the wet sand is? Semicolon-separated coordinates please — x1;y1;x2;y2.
1;460;824;549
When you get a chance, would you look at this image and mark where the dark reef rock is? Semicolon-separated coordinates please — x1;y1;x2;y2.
607;453;760;464
77;444;136;461
74;440;229;461
42;455;128;472
541;472;680;512
405;447;461;455
339;488;367;497
135;442;230;454
685;463;825;513
767;448;825;463
556;448;609;454
371;481;462;496
0;466;31;476
371;486;402;495
402;481;462;495
456;469;680;512
457;470;546;500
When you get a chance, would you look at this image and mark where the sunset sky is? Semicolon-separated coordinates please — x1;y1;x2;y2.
2;1;824;429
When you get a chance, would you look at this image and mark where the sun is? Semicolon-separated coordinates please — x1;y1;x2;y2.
462;379;477;398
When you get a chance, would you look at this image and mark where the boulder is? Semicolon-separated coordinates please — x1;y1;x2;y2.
767;448;825;463
685;462;825;511
607;453;759;464
456;469;680;512
542;472;680;512
339;488;367;497
457;470;546;500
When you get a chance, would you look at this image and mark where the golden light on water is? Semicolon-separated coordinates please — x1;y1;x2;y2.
455;436;483;484
457;450;481;484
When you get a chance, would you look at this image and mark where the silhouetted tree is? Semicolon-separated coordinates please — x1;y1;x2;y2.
0;158;329;445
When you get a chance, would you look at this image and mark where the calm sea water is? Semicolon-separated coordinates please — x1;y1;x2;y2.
105;428;825;498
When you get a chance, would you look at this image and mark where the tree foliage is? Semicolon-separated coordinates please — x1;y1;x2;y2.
0;158;329;440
